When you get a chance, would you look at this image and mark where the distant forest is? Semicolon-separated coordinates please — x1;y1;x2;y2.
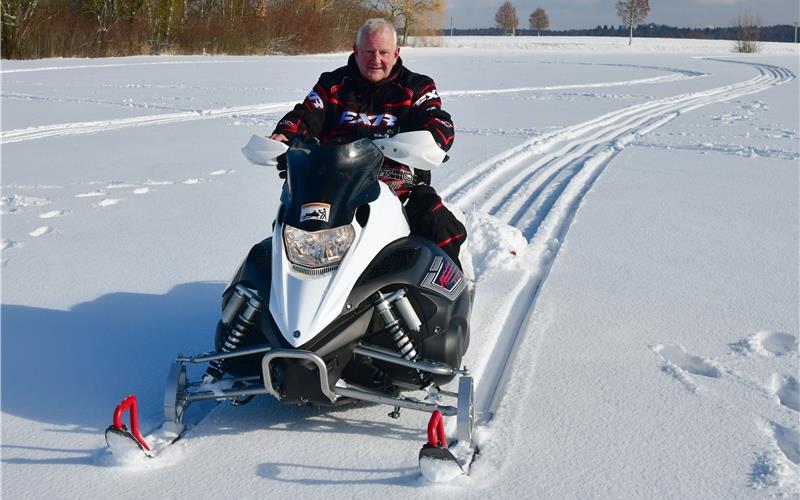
449;24;798;44
1;0;445;59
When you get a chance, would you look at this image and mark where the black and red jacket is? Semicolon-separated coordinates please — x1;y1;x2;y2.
272;54;455;193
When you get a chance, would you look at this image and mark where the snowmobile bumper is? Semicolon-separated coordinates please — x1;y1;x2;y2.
167;344;471;422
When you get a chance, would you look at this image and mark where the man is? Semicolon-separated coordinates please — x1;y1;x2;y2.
269;18;466;267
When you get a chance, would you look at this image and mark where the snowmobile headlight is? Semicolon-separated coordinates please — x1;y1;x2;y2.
283;224;356;270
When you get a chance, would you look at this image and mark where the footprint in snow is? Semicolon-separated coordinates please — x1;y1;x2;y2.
75;190;107;198
750;421;800;493
29;226;53;237
94;198;121;208
732;331;798;357
209;169;234;176
105;182;138;190
38;209;69;219
764;421;800;466
1;194;50;214
770;375;800;412
1;239;19;250
652;344;721;391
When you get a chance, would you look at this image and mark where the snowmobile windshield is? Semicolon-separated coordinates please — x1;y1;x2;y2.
281;138;383;231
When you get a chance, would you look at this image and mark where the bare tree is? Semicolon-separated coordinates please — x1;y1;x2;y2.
495;1;517;36
1;0;40;58
529;7;548;36
372;0;443;46
86;0;146;55
734;11;761;53
616;0;649;45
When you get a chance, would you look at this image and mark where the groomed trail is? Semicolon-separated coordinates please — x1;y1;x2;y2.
441;58;794;425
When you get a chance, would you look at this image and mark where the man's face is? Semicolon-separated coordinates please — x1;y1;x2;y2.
353;29;399;83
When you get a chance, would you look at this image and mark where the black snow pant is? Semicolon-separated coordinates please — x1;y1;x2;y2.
404;184;467;269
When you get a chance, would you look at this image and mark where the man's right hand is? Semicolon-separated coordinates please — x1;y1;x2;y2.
268;134;289;179
269;133;288;143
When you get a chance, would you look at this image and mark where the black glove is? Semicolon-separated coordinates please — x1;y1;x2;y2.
276;152;287;179
414;168;431;185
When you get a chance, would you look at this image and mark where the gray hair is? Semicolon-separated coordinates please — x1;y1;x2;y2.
356;18;397;48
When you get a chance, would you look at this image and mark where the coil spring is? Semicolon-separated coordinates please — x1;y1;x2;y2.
374;290;418;361
206;285;264;380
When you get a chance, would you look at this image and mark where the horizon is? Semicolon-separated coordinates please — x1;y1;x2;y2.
444;0;799;32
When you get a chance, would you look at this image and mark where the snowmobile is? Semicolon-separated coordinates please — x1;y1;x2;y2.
106;131;475;480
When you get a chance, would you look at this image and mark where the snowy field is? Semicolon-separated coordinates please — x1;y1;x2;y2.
2;37;798;498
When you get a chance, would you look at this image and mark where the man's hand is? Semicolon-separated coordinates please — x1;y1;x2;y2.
269;133;288;143
268;134;289;179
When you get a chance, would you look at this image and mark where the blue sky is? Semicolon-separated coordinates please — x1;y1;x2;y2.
444;0;799;30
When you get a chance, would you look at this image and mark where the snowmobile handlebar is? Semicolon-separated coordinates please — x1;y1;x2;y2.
241;131;447;171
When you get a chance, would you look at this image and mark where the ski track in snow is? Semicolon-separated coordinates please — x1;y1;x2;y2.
439;59;794;429
0;64;703;144
0;102;298;144
0;59;262;75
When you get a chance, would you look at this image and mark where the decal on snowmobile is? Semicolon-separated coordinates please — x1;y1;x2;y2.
420;256;465;300
300;202;330;222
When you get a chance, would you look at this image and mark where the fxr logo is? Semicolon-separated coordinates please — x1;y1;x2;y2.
339;111;397;127
306;90;324;109
413;89;439;107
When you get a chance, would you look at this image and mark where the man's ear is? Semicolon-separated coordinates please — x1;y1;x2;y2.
395;46;400;57
353;44;358;54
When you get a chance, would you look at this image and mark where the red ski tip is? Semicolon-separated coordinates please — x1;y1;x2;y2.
111;394;151;451
419;409;464;482
426;409;447;448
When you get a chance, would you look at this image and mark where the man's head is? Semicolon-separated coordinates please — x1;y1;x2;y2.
353;18;400;84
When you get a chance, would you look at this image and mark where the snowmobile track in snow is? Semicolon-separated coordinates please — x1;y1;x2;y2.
1;63;702;144
444;58;794;422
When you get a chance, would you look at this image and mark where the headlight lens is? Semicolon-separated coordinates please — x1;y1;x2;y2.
283;224;355;269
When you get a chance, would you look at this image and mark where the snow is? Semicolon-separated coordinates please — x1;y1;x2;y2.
2;36;798;498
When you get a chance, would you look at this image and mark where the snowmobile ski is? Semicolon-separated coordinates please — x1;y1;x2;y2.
419;409;463;482
418;408;481;483
105;394;184;461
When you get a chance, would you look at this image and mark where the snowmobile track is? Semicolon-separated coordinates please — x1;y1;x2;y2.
1;62;702;144
449;59;794;423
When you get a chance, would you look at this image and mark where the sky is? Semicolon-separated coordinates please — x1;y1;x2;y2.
444;0;800;30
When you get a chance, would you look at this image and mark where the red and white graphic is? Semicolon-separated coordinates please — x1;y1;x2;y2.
420;256;465;299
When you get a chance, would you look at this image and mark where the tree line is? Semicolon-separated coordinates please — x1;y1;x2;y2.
1;0;444;59
490;0;791;47
452;24;795;44
495;0;650;45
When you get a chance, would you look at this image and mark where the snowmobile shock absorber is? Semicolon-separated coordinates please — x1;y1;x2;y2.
373;290;419;361
207;284;265;379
